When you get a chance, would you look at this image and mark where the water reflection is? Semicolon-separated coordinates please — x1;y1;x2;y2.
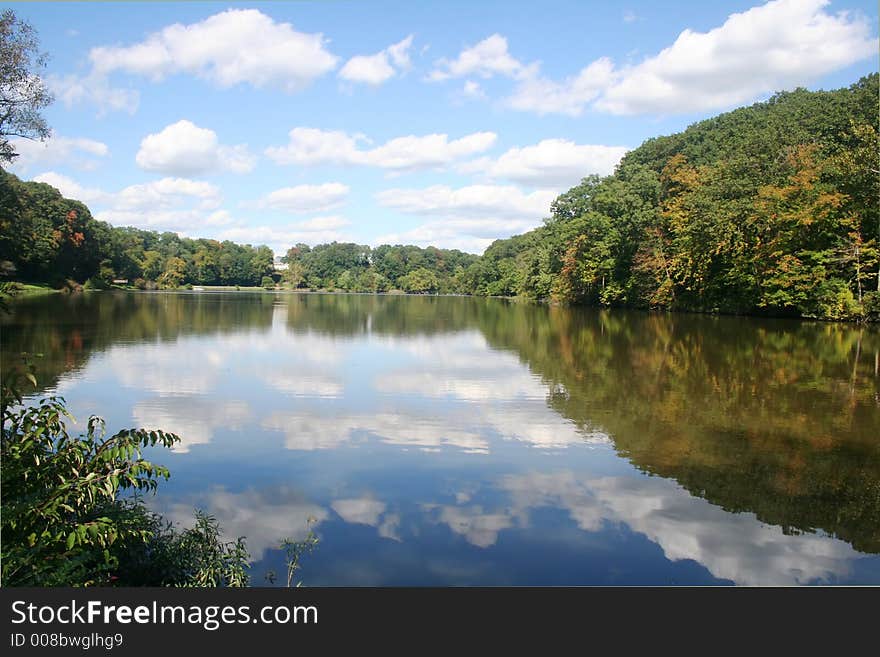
2;291;878;584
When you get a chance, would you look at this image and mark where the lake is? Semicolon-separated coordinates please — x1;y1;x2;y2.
2;291;879;585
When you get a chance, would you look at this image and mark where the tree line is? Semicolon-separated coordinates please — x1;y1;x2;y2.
0;173;277;288
2;74;877;318
280;242;477;293
458;74;879;321
0;173;479;293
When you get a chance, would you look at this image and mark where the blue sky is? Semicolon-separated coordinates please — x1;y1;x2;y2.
7;0;879;255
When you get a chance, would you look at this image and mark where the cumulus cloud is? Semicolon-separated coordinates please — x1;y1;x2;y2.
431;1;877;117
96;178;227;233
8;133;109;173
265;127;496;172
376;184;555;221
506;57;616;116
339;35;414;85
459;139;629;188
47;72;139;116
259;183;350;214
216;218;353;255
428;34;530;81
596;0;878;115
374;183;556;252
461;80;487;100
32;171;108;205
89;8;338;92
46;174;234;234
136;120;256;176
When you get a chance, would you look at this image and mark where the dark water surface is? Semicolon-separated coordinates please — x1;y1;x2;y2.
3;291;879;585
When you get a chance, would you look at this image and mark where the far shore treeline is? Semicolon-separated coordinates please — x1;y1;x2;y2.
1;74;878;320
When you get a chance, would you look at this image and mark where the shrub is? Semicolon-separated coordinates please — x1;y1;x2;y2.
0;365;250;586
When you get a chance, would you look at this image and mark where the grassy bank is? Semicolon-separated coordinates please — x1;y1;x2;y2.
6;282;59;296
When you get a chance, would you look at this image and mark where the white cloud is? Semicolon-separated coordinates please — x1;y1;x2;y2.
339;35;414;85
260;183;349;214
506;57;616;117
375;227;497;254
136;120;256;176
428;34;528;81
89;8;338;92
47;72;139;116
460;139;628;188
265;128;363;166
217;219;353;254
112;177;221;212
76;176;231;234
292;215;351;231
596;0;878;115
374;182;558;252
37;175;225;234
377;184;554;220
431;2;877;118
461;80;487;100
266;127;496;172
367;132;497;171
623;10;639;23
32;171;108;205
9;133;109;173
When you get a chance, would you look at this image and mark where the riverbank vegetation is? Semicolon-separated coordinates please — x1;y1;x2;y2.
0;359;252;586
2;75;877;319
459;74;879;321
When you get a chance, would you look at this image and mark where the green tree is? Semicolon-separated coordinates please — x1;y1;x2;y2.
0;9;53;164
400;267;439;294
158;256;186;289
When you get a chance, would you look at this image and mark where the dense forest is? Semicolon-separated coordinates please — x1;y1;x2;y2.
460;73;879;321
0;172;276;288
1;74;878;319
0;170;477;293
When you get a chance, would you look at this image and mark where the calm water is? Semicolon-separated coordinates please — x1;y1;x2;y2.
3;291;879;585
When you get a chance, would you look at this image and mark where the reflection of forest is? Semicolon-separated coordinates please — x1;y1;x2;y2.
3;292;878;552
477;306;880;554
1;291;277;389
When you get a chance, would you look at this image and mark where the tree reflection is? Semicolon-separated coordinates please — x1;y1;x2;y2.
3;292;877;552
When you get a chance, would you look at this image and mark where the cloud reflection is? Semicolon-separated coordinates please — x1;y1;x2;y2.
263;411;490;453
426;470;867;585
156;486;327;559
132;397;250;453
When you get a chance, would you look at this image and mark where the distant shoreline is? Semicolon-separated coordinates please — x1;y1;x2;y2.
7;281;880;326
